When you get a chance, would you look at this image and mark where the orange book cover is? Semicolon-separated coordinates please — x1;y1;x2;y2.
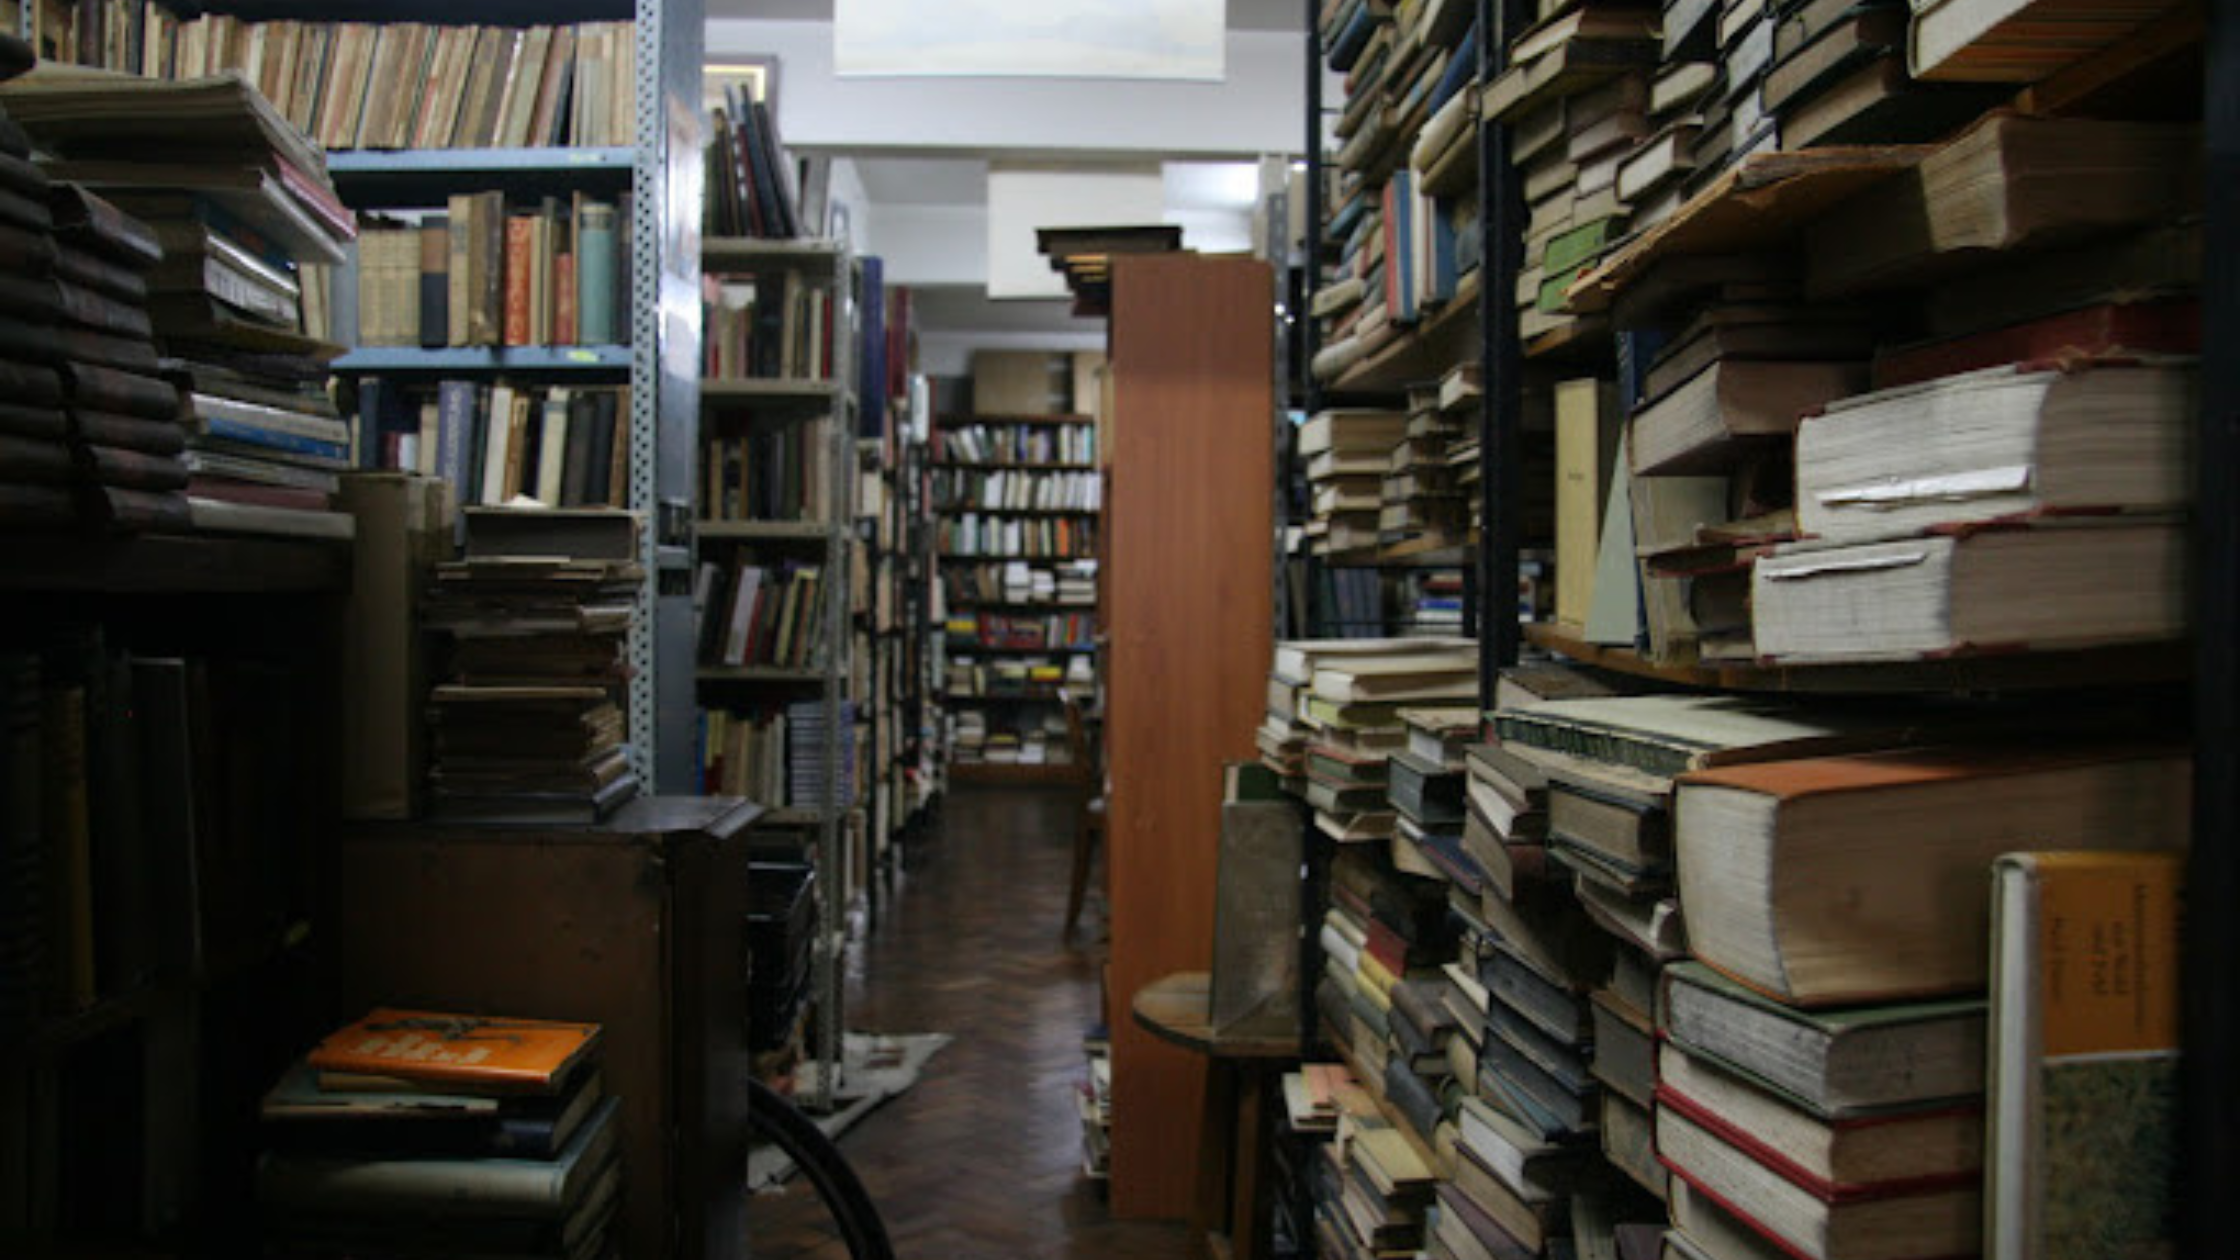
306;1008;600;1095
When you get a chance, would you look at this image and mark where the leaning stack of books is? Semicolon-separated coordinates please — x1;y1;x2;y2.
0;73;356;534
1389;707;1477;885
258;1008;620;1260
423;507;641;824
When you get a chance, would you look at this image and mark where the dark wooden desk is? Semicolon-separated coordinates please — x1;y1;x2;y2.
1131;972;1300;1260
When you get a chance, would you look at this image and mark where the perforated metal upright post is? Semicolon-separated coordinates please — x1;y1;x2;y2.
629;0;706;792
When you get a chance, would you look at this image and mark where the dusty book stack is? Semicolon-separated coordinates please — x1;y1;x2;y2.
1;72;356;534
257;1009;620;1260
422;507;642;824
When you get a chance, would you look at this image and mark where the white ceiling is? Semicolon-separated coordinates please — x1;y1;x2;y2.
709;0;1306;32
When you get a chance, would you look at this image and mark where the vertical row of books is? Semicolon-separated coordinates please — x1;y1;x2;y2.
258;1010;621;1260
354;193;631;351
0;71;356;534
27;8;637;150
931;413;1099;774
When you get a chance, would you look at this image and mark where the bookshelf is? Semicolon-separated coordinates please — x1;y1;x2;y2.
1282;2;2237;1258
690;231;857;1110
0;534;349;1251
931;411;1101;779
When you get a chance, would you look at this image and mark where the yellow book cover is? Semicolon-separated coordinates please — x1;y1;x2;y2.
308;1008;601;1096
1988;850;2180;1260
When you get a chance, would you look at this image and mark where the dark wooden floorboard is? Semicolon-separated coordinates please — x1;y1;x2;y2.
750;785;1192;1259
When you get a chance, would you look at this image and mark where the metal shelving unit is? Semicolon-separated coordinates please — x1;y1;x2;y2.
1293;0;2240;1248
695;234;857;1111
306;0;706;796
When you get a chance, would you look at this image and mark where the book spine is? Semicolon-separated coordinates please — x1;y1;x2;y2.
434;380;473;502
418;217;449;349
502;215;533;348
446;195;471;347
555;250;577;347
576;204;616;345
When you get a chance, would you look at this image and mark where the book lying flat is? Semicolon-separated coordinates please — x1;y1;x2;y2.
1751;521;2187;664
1673;747;2188;1005
257;1096;619;1220
1793;360;2193;544
309;1008;602;1096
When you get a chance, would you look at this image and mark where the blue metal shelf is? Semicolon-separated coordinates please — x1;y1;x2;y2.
331;345;634;375
328;147;636;208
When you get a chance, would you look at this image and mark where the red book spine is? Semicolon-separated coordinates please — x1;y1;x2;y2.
502;216;534;347
555;250;578;346
1869;298;2201;390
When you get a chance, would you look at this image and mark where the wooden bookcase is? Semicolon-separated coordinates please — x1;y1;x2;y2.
929;411;1102;781
1101;253;1277;1220
0;533;350;1252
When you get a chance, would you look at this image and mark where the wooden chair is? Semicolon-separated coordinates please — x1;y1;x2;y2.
1061;689;1105;942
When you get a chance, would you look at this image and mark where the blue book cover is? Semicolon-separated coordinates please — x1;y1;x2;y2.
204;415;348;461
435;379;477;504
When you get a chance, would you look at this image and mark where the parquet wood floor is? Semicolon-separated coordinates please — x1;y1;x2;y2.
748;786;1192;1259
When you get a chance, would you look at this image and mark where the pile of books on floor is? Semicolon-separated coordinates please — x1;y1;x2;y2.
2;72;356;537
423;508;641;824
258;1007;620;1260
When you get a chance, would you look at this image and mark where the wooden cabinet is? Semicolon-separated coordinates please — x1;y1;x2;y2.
329;797;760;1260
1102;253;1277;1220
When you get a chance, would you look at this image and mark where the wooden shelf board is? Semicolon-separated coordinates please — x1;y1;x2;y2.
945;643;1097;655
1521;313;1615;364
0;531;350;594
1565;145;1931;315
1328;270;1484;395
1523;622;2190;695
939;553;1095;563
942;600;1099;613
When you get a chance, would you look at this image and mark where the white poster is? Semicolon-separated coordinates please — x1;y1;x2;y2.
835;0;1227;81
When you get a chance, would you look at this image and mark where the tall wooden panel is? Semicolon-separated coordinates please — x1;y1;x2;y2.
1104;254;1277;1219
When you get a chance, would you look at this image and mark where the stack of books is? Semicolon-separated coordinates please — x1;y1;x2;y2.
0;117;193;533
1273;637;1474;843
1390;707;1477;884
1483;3;1659;350
1300;408;1407;557
1310;0;1479;385
1379;383;1471;550
423;508;641;824
2;73;355;533
257;1008;620;1260
1078;1027;1113;1180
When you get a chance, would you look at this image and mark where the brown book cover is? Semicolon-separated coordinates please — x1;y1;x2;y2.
72;408;185;456
472;194;506;346
306;1009;601;1096
54;242;148;305
0;150;48;201
502;213;534;347
65;361;178;421
0;219;60;277
0;432;76;481
0;403;67;443
82;442;188;492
